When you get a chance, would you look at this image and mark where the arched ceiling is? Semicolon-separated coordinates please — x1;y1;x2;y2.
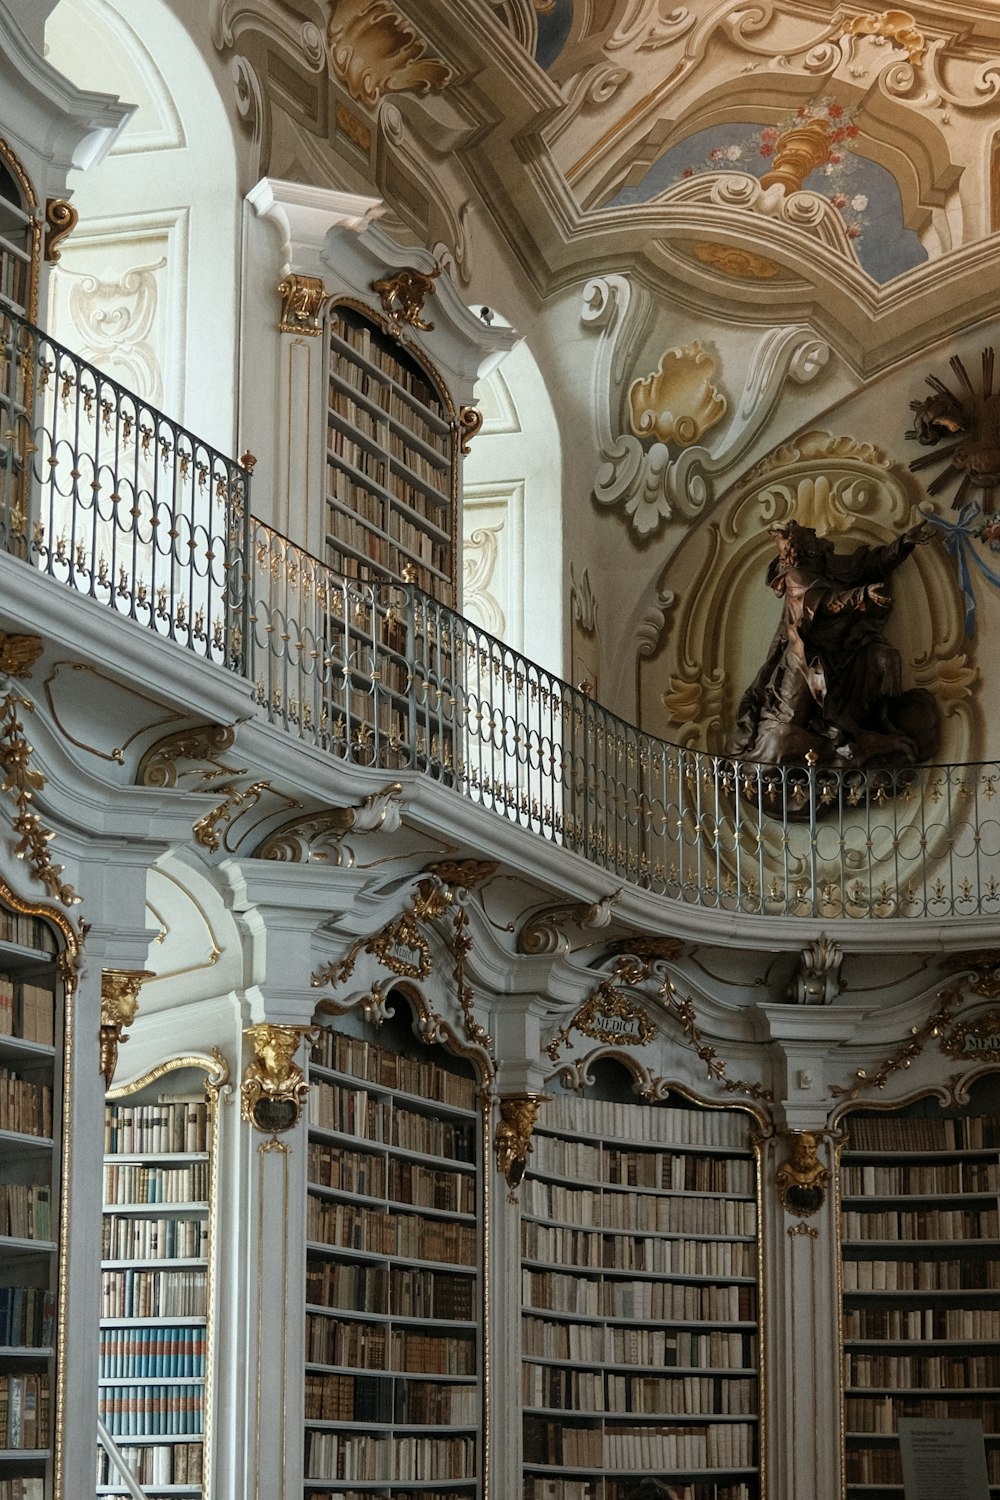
209;0;1000;375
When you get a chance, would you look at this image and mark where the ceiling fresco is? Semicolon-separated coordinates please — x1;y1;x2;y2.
213;0;1000;373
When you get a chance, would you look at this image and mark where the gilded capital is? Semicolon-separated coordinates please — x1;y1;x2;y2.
241;1022;318;1134
100;968;155;1089
277;273;327;335
495;1093;545;1191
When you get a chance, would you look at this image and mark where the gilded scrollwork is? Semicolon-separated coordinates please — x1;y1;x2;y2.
941;1010;1000;1064
253;782;404;862
43;198;78;263
193;780;271;852
136;724;239;789
0;692;81;907
312;862;496;1065
831;982;967;1102
99;969;156;1089
372;265;441;331
516;888;623;956
458;405;483;455
241;1022;318;1134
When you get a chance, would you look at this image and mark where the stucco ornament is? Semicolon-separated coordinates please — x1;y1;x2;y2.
583;274;828;537
327;0;452;107
628;343;726;450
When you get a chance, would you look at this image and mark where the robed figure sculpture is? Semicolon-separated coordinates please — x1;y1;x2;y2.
726;520;939;773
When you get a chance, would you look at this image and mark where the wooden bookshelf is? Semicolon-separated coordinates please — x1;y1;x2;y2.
304;1009;482;1498
325;303;456;605
841;1081;1000;1496
521;1091;761;1500
0;901;64;1500
97;1074;218;1496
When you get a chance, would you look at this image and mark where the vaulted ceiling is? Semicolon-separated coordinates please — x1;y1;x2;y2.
211;0;1000;375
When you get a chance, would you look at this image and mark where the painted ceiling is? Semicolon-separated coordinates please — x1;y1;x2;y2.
214;0;1000;375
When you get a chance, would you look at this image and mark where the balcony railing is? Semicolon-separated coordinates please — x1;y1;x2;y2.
0;304;249;667
4;300;998;922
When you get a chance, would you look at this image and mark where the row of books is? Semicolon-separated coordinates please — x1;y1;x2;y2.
0;912;56;954
100;1267;207;1320
0;1183;51;1242
103;1160;209;1206
328;317;443;416
0;1284;55;1347
0;1374;50;1449
846;1114;1000;1150
523;1318;755;1371
843;1256;1000;1291
327;393;448;482
104;1100;209;1156
843;1305;1000;1340
98;1325;205;1378
311;1031;477;1110
306;1492;471;1500
305;1260;473;1320
846;1395;1000;1433
304;1429;475;1482
521;1181;756;1236
0;1069;52;1138
522;1271;757;1323
101;1215;208;1262
0;976;54;1045
848;1351;1000;1388
523;1419;755;1469
308;1084;474;1161
95;1440;203;1486
308;1144;474;1213
531;1137;754;1194
522;1223;756;1278
306;1196;476;1265
523;1366;757;1416
304;1370;477;1425
327;434;388;489
842;1159;1000;1195
305;1314;475;1375
540;1098;749;1148
328;360;448;451
97;1386;204;1438
846;1447;1000;1486
525;1483;755;1500
842;1207;999;1240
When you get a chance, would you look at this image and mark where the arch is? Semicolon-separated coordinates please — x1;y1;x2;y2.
463;320;564;675
44;0;240;450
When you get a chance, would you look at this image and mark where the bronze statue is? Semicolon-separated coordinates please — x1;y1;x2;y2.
727;519;939;773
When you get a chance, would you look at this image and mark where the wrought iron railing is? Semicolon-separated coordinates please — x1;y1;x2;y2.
0;303;250;667
3;296;998;923
248;521;1000;922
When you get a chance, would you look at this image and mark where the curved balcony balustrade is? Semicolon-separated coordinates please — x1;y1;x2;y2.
1;300;995;922
249;524;999;923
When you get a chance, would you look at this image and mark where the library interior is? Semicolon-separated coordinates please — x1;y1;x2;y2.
3;2;1000;1498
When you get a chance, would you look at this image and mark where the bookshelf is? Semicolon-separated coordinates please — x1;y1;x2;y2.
0;890;68;1500
520;1087;761;1500
840;1078;1000;1496
305;1003;482;1500
325;301;457;605
97;1062;222;1497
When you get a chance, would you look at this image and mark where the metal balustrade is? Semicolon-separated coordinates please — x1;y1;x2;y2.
3;299;999;921
0;304;249;667
248;522;1000;921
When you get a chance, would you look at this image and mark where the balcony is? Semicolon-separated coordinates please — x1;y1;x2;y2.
1;301;995;931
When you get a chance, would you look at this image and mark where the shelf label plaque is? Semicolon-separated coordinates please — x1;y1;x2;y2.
899;1418;990;1500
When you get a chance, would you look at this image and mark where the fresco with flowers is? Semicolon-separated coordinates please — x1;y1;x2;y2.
609;102;927;285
